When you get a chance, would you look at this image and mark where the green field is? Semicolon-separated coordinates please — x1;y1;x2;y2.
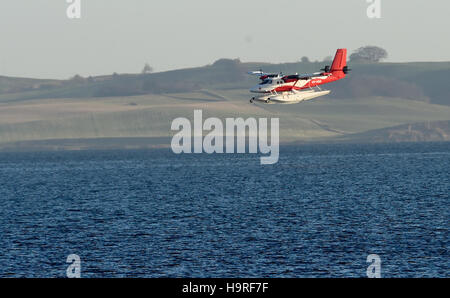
0;88;449;150
0;60;449;150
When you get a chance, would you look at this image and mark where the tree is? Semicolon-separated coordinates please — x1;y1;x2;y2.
300;56;310;63
350;46;388;63
212;58;241;67
142;63;153;74
70;74;85;84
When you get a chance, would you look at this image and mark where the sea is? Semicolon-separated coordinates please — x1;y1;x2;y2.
0;142;448;277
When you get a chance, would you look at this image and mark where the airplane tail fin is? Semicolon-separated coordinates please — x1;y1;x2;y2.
330;48;347;77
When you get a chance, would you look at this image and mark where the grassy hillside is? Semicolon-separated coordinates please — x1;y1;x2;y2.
0;76;61;95
0;59;449;150
0;60;449;106
0;87;449;150
333;120;450;143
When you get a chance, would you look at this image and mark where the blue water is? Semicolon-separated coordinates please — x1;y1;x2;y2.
0;142;448;277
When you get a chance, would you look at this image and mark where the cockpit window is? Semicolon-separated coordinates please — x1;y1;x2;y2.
260;79;272;85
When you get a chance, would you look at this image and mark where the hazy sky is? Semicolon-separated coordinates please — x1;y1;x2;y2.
0;0;449;79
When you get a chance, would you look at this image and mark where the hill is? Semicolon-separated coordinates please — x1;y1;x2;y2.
0;59;449;151
0;88;449;151
333;120;450;143
0;60;449;106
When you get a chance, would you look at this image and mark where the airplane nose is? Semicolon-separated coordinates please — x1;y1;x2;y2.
250;85;262;93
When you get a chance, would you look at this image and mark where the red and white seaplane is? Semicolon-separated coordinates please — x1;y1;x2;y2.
249;49;350;104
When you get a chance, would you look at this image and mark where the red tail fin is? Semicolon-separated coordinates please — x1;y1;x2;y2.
331;48;347;75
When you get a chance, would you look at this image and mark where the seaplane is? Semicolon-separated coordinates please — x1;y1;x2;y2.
249;49;350;104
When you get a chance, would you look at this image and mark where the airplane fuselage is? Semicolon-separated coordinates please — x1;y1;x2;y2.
248;48;349;104
250;72;344;94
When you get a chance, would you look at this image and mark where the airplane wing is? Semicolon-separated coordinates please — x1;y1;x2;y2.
248;70;282;78
297;72;323;78
248;70;265;76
